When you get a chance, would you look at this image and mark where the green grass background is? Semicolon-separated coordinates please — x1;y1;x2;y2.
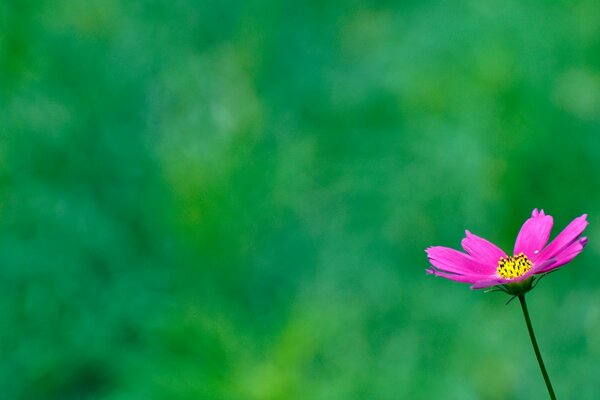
2;1;600;399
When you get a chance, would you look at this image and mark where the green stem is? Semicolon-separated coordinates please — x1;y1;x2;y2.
518;294;556;400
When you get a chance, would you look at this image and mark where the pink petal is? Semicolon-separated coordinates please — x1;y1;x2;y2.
514;209;554;259
529;258;557;274
535;214;588;262
535;237;587;273
427;268;492;284
470;269;536;290
426;246;496;275
470;277;511;290
461;230;506;267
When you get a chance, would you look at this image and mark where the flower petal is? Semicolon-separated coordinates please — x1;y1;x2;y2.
427;268;490;284
535;237;587;273
529;258;557;274
470;269;537;290
426;246;496;275
514;209;554;259
535;214;588;263
461;230;506;267
470;277;511;290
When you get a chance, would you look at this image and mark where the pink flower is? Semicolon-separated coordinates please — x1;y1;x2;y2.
426;209;588;292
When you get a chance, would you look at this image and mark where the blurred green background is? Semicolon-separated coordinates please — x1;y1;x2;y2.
2;0;600;399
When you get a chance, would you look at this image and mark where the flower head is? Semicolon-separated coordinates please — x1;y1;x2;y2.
426;209;588;294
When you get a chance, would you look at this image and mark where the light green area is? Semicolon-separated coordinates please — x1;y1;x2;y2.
2;1;600;398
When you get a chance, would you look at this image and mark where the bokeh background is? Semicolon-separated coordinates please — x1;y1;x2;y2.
2;0;600;399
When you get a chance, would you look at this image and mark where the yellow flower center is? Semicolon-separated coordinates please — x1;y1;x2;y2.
497;252;532;279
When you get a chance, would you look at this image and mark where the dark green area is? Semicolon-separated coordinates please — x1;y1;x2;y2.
2;1;600;398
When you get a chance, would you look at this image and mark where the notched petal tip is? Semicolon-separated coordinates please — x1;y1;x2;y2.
515;209;554;259
424;246;437;254
576;214;589;227
531;208;551;218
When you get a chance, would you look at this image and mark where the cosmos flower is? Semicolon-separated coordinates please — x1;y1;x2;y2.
426;209;588;293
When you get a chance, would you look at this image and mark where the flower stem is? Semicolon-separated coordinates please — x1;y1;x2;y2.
518;294;556;400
